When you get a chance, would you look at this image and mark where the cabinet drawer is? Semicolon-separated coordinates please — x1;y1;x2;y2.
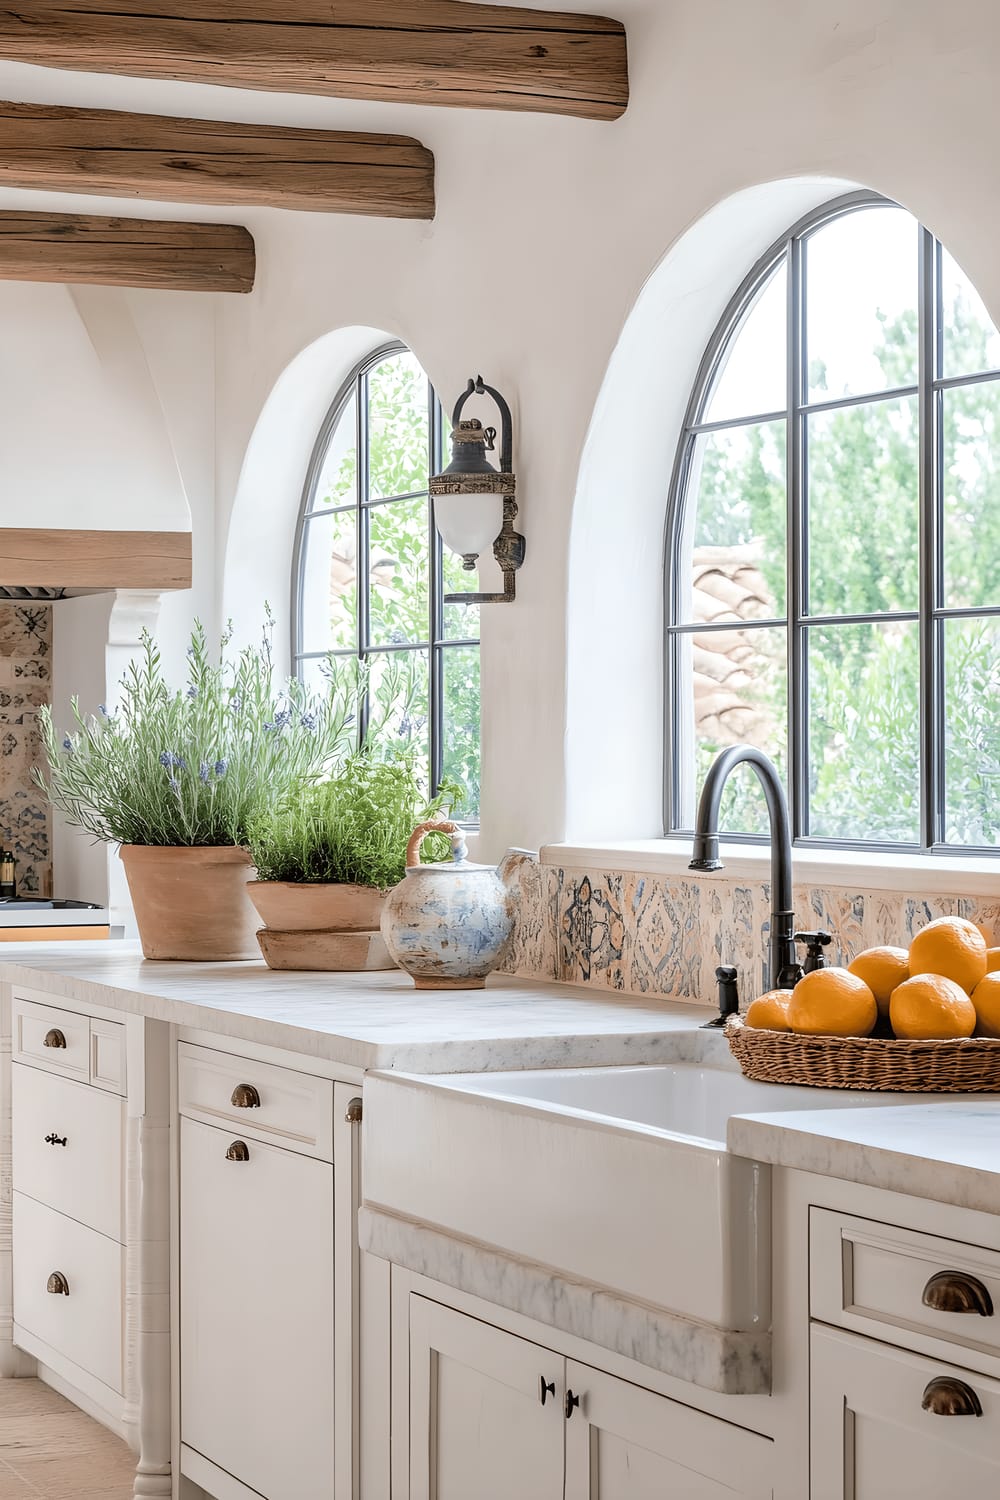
177;1042;334;1161
13;1192;123;1394
811;1208;1000;1375
13;996;90;1083
12;1064;123;1242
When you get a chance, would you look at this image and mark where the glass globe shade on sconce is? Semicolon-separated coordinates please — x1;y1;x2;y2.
430;376;525;604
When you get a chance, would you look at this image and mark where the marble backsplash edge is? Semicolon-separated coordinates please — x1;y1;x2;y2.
499;853;999;1009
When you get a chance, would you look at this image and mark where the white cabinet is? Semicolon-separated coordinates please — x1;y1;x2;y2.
811;1324;1000;1500
179;1114;336;1500
563;1359;773;1499
12;1064;124;1241
406;1296;773;1500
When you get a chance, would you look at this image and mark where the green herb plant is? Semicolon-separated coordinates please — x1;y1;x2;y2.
35;619;371;848
248;756;462;890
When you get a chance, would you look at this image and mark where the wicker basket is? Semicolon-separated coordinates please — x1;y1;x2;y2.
726;1014;1000;1092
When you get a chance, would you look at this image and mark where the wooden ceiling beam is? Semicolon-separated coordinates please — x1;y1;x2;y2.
0;530;192;591
0;1;628;121
0;101;435;219
0;211;255;292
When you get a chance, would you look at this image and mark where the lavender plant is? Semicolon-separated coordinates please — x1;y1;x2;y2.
34;620;373;848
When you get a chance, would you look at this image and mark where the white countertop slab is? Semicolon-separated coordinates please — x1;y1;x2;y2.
0;940;714;1072
728;1100;1000;1216
0;908;110;927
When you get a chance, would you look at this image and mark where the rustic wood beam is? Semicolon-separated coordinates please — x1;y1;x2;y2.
0;1;628;121
0;530;193;591
0;211;255;292
0;101;434;219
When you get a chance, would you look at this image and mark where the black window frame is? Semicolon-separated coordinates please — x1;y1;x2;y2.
664;190;1000;854
292;340;480;817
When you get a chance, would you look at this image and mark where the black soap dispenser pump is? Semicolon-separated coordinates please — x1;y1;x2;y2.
794;929;833;974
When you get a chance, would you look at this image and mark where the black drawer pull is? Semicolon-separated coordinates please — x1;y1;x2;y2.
44;1133;67;1147
539;1375;555;1407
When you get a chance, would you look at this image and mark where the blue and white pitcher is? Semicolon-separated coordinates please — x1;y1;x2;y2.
381;820;516;989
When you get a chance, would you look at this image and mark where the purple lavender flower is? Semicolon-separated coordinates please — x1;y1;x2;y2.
62;735;73;753
214;759;228;778
169;777;181;795
159;750;172;768
186;685;198;700
199;761;211;784
229;694;243;714
299;711;317;731
98;703;109;718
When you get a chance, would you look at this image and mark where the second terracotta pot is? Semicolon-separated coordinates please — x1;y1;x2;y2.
247;881;386;933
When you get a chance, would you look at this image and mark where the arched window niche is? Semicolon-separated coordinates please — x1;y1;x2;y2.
564;179;1000;857
292;343;481;818
666;192;1000;854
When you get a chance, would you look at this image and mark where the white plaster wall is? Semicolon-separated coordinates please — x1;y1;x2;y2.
2;0;999;866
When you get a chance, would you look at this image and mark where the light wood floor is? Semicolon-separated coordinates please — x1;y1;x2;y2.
0;1378;135;1498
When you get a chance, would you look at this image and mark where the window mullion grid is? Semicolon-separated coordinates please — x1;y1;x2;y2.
357;368;372;745
428;374;444;795
787;231;809;842
918;227;944;850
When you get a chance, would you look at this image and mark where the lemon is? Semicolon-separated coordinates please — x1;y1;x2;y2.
744;991;791;1031
971;972;1000;1038
986;947;1000;975
889;973;976;1040
786;967;877;1038
847;946;909;1022
908;916;987;996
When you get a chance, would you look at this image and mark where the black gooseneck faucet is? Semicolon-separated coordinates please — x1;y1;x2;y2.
689;746;802;993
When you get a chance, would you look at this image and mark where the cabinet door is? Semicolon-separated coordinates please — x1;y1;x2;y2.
408;1296;564;1500
811;1324;1000;1500
180;1116;335;1500
564;1359;773;1500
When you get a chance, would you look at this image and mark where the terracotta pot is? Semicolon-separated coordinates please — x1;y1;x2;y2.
246;882;393;971
120;845;259;962
247;881;386;934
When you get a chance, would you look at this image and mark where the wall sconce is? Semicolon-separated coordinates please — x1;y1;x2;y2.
430;375;525;604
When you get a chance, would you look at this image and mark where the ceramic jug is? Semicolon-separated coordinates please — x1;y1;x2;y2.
381;820;517;989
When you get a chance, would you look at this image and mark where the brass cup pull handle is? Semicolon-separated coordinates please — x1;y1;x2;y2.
225;1140;250;1162
922;1377;983;1417
230;1083;261;1109
922;1269;994;1317
46;1271;69;1296
539;1375;555;1407
43;1028;67;1049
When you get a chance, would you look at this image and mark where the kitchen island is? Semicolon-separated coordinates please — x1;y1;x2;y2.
2;943;999;1500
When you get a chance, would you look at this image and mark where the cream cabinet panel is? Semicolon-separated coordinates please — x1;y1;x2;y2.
12;1190;123;1393
12;996;90;1082
177;1041;334;1160
811;1324;1000;1500
180;1116;335;1500
563;1360;773;1500
408;1296;564;1500
12;1063;123;1242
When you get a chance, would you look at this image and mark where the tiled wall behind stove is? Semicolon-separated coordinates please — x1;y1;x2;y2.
0;604;51;896
499;854;1000;1008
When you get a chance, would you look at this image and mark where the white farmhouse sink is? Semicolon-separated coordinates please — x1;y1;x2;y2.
363;1052;905;1334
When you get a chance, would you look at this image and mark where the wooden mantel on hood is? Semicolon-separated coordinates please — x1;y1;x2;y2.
0;528;192;592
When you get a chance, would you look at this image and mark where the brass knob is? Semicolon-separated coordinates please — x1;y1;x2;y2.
230;1083;261;1109
43;1028;66;1049
922;1377;983;1416
922;1270;994;1317
225;1140;250;1162
345;1097;363;1125
46;1271;69;1296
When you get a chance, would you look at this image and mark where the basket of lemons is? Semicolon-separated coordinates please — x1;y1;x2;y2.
726;916;1000;1091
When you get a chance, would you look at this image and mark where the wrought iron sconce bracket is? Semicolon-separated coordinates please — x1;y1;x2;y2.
432;375;525;605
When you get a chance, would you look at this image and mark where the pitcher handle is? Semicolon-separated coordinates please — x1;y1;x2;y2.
406;820;466;868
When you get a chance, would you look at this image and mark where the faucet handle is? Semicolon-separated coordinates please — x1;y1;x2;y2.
794;930;833;974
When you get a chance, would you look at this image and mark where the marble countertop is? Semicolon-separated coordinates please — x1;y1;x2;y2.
0;940;715;1073
729;1100;1000;1216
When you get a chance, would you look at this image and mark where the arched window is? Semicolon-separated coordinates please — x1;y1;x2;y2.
293;343;481;819
666;192;1000;852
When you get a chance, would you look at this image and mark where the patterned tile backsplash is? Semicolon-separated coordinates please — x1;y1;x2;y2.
0;604;52;896
500;853;1000;1009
